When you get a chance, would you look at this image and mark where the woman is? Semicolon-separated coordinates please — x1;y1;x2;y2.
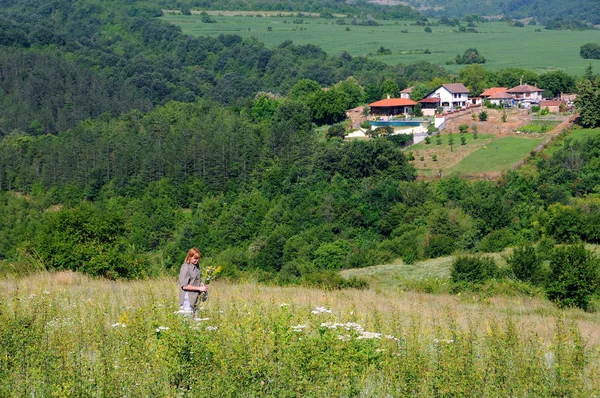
179;247;208;315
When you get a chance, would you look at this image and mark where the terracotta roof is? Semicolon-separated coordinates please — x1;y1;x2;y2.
541;100;562;107
488;90;513;100
369;98;417;107
400;86;413;94
506;84;544;93
481;87;507;97
441;83;470;93
419;97;440;103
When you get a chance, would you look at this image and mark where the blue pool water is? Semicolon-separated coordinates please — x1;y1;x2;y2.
370;121;422;127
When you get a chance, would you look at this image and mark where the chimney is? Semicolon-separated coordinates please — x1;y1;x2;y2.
387;94;390;99
520;76;523;86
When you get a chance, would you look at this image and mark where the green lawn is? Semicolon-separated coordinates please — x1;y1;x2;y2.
449;136;546;174
516;121;560;133
162;14;600;75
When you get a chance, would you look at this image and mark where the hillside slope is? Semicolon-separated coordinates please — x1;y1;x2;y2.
392;0;600;24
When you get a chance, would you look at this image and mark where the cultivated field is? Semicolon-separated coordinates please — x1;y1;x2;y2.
162;14;600;75
2;271;599;395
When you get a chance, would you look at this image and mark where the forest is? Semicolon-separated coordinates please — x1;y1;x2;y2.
0;0;600;303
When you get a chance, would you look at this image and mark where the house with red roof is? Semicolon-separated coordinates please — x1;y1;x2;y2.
505;84;544;105
487;90;514;107
480;87;508;100
424;83;470;111
368;97;417;117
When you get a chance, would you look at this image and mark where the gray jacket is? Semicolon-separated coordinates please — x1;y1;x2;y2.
179;262;201;307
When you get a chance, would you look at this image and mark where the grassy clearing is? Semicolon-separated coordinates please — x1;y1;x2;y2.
408;134;545;177
517;120;561;133
1;271;600;395
162;14;600;75
447;135;547;175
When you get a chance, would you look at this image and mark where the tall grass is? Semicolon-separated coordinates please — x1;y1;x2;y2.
1;272;599;396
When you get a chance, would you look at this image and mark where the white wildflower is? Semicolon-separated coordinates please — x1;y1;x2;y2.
280;303;290;307
357;331;382;339
194;317;210;322
291;324;306;332
156;326;169;333
43;291;50;295
112;323;126;328
338;335;351;341
311;306;332;314
433;339;454;344
206;326;218;331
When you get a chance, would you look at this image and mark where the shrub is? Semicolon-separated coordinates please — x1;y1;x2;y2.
424;234;454;258
505;244;544;285
326;124;346;140
478;111;488;121
545;244;600;311
451;255;498;284
360;121;371;129
476;228;514;252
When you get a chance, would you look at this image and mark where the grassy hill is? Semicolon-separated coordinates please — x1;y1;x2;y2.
397;0;600;25
163;14;600;75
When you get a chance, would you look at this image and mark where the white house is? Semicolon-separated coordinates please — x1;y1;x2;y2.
425;83;470;111
487;90;514;107
505;84;544;105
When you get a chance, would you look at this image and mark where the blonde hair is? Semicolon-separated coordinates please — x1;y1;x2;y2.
185;247;201;264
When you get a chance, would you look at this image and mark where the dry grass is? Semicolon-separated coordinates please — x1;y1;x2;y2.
3;271;600;348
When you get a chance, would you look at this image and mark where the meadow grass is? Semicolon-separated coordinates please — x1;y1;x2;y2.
448;136;546;175
2;271;600;396
517;120;561;133
162;14;600;75
408;133;545;177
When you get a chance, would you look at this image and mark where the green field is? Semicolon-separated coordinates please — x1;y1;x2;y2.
449;136;546;174
2;272;600;395
162;13;600;75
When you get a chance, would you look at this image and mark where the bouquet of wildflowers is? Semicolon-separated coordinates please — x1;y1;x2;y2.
199;263;222;302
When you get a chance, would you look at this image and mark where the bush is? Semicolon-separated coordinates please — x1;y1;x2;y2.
505;244;544;285
302;270;368;290
424;234;454;258
478;111;488;121
545;244;600;311
451;255;498;284
476;228;514;252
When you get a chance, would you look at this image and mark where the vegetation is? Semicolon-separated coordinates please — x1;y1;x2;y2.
165;14;600;76
448;48;486;65
2;273;599;395
580;43;600;60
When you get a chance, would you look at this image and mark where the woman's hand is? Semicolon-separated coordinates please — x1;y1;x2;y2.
198;284;208;292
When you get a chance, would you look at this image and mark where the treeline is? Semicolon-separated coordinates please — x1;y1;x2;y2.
164;0;425;20
408;0;600;25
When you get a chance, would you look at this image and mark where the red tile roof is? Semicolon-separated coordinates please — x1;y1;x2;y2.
488;90;513;100
481;87;507;97
419;97;440;103
400;86;413;94
506;84;544;93
369;98;417;107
